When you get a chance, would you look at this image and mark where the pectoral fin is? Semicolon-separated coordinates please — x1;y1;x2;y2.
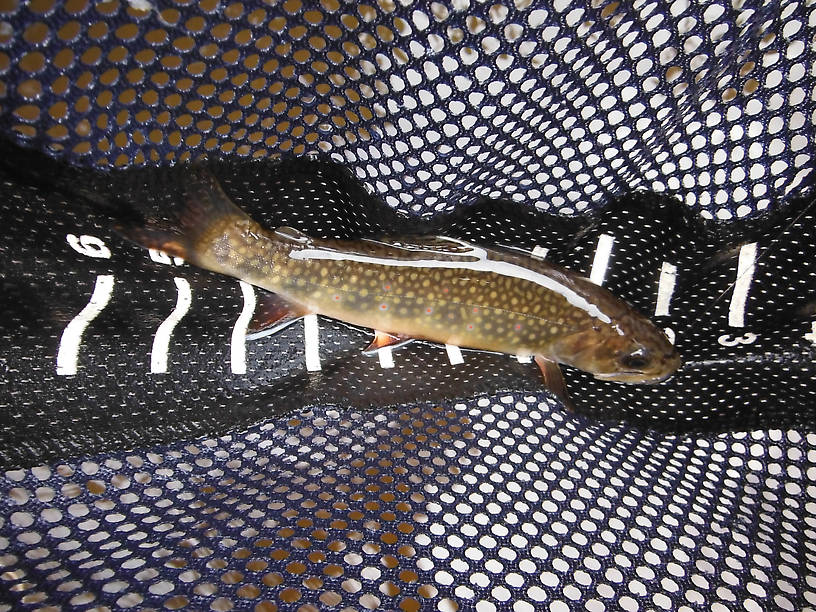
246;291;310;340
363;331;415;355
534;356;573;411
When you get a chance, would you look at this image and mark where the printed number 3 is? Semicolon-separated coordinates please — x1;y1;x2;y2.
718;332;757;347
804;323;816;345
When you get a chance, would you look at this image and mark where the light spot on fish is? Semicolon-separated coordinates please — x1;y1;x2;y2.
289;238;614;325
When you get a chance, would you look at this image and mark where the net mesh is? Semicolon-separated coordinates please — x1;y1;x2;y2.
2;402;815;611
0;0;813;216
1;0;815;610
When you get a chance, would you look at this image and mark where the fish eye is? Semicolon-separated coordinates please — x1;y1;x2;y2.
620;351;649;370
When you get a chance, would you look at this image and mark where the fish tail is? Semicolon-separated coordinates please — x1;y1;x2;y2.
116;166;252;264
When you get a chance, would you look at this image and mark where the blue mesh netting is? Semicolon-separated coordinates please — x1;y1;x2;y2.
2;399;815;610
1;0;816;610
0;0;813;217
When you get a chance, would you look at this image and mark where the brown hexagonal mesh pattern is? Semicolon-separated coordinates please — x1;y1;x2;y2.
1;0;815;610
3;398;815;610
0;0;813;216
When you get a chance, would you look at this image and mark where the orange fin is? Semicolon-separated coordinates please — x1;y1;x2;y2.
535;356;573;411
363;331;414;355
246;291;310;340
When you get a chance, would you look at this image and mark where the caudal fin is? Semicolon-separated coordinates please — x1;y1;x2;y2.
115;166;251;263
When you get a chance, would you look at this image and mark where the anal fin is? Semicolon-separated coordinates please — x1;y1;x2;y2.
245;290;310;341
535;355;573;412
363;331;415;355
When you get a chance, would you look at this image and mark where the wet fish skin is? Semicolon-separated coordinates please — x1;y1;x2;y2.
118;169;681;390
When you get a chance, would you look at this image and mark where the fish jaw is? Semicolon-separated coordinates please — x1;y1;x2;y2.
592;349;682;384
549;321;682;384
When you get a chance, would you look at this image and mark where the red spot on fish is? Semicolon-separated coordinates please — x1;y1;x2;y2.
334;295;340;301
426;307;433;314
442;287;449;293
380;303;388;310
467;324;474;330
515;323;522;330
472;307;478;313
384;284;391;290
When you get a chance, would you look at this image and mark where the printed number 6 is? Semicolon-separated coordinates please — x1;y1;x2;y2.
66;234;111;259
718;332;757;347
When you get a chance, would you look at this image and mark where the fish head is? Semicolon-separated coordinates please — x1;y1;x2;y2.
551;317;681;384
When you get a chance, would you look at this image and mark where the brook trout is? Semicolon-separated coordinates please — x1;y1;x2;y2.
119;169;681;406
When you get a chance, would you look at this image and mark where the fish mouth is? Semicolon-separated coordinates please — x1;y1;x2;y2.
594;354;682;384
594;370;673;384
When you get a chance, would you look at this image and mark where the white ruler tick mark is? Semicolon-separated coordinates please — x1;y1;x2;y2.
378;347;395;369
728;243;757;328
589;233;614;286
303;314;321;371
531;245;549;259
56;275;115;375
231;281;256;375
445;344;464;365
149;249;185;266
151;277;192;374
655;262;677;317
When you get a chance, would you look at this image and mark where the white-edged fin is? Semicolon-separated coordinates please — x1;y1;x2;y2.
363;331;415;355
246;290;310;340
246;316;305;341
534;355;573;412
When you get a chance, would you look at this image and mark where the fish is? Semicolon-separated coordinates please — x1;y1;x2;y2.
117;168;682;407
